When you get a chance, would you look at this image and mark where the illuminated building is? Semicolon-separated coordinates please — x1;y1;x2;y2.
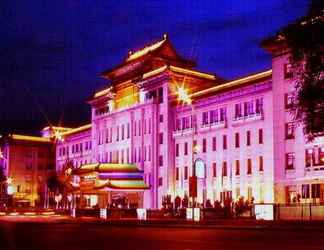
54;33;324;208
0;134;56;206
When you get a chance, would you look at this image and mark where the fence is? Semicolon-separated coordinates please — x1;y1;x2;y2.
274;203;324;221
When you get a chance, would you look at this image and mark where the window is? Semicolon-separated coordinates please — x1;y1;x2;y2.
285;122;295;139
302;184;310;199
258;129;263;144
158;87;163;103
212;162;217;177
320;147;324;165
116;126;119;141
202;112;209;126
159;133;163;144
158;177;163;186
148;146;152;161
202;138;207;153
134;121;137;136
259;156;264;172
220;107;227;121
247;159;252;175
223;135;227;150
138;147;141;162
244;101;254;116
305;149;313;167
138;120;141;136
222;162;227;177
184;166;188;180
121;124;125;140
159;155;163;166
184;142;188;155
210;110;218;124
235;103;242;118
284;63;293;79
285;93;294;109
159;114;163;123
311;184;320;198
148;119;151;134
144;119;146;134
286;153;295;170
127;123;130;138
212;137;217;151
176;168;179;181
246;131;251;146
255;98;263;115
235;160;240;176
235;133;240;148
176;144;179;157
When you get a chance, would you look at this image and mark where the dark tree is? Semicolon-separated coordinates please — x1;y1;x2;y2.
282;2;324;140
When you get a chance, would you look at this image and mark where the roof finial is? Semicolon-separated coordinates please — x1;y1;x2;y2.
129;50;133;55
163;33;167;39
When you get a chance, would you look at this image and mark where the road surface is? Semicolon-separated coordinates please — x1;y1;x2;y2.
0;216;323;250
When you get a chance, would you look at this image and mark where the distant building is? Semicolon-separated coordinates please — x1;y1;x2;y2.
0;134;56;207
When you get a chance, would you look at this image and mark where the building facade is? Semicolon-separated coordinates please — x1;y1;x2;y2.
55;34;324;208
0;134;56;206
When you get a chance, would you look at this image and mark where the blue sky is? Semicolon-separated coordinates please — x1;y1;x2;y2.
0;0;309;133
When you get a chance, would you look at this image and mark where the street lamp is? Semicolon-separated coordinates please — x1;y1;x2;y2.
176;86;198;221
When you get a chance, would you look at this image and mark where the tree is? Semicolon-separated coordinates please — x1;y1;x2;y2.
281;2;324;140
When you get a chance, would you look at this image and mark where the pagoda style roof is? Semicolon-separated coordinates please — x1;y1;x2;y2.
71;163;149;192
73;163;143;175
100;34;196;84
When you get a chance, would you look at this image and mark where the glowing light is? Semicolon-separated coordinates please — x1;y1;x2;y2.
0;212;6;216
6;177;12;184
9;212;19;216
177;86;192;105
41;211;55;216
24;212;36;216
126;35;166;62
170;66;215;80
11;134;51;143
0;150;3;159
191;69;272;98
62;124;91;136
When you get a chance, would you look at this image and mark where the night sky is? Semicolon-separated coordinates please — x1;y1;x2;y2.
0;0;309;135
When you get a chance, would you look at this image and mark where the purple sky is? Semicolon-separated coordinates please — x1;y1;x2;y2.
0;0;309;134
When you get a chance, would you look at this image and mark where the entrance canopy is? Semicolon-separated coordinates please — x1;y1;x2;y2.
71;163;149;193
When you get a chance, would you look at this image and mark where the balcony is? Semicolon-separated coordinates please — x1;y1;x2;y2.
172;127;194;138
305;164;324;177
199;120;227;132
232;113;264;126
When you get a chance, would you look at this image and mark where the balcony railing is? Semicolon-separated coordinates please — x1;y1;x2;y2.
232;112;264;126
199;120;227;132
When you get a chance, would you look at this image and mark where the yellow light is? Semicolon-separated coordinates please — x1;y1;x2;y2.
177;86;192;105
62;124;91;136
12;134;51;143
193;144;201;154
24;212;36;216
41;211;55;216
0;212;6;216
190;69;272;99
9;212;19;216
6;177;12;184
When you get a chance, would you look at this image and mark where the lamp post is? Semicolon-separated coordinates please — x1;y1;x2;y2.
176;86;198;221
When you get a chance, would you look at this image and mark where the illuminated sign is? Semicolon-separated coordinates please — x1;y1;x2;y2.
136;208;147;220
255;204;274;221
186;208;201;221
195;158;205;178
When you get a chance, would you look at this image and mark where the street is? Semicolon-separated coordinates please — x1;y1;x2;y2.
1;217;324;250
